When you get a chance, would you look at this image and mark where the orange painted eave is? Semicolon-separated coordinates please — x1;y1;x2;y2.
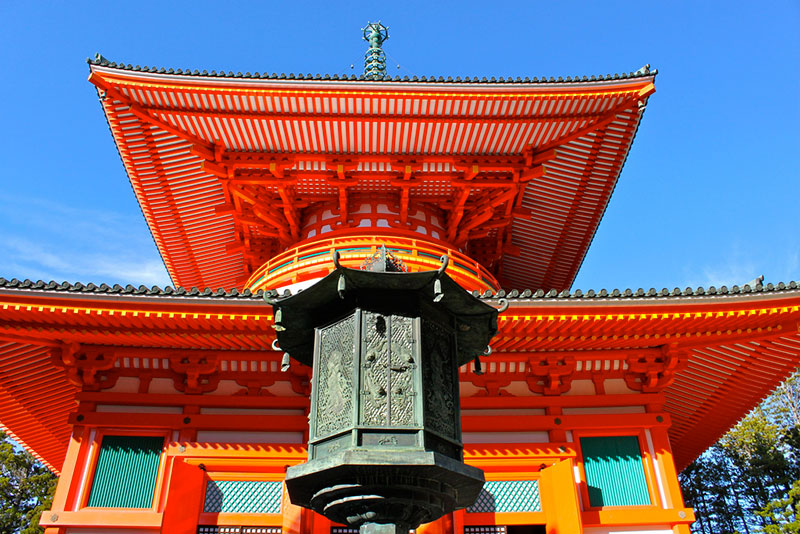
0;286;798;472
86;66;656;292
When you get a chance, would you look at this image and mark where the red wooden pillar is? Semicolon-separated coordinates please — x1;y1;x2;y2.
161;458;205;533
452;509;465;534
418;512;454;534
541;459;582;534
282;482;314;534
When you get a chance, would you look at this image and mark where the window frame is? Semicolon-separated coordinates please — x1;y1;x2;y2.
80;429;169;511
198;471;285;527
463;472;547;527
573;429;661;511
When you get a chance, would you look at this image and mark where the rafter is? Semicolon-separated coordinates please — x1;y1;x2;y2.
530;84;653;155
538;125;608;288
89;74;215;160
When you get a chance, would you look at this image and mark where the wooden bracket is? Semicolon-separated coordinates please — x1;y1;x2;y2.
526;354;577;395
170;353;221;394
55;343;119;391
625;346;688;393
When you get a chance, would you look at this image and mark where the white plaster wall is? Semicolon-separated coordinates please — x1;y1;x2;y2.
583;527;673;534
147;377;178;395
498;380;538;396
103;376;139;393
462;431;549;443
264;381;306;397
196;430;303;444
199;407;304;415
564;379;596;395
95;405;182;414
562;406;645;414
67;529;156;534
604;378;637;395
461;409;546;416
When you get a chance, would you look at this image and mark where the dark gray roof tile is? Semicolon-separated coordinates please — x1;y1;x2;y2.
87;54;657;84
1;277;796;302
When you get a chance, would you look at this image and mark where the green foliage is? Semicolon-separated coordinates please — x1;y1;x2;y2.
757;478;800;533
681;370;800;533
0;432;57;534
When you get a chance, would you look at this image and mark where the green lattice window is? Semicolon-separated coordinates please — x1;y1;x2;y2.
580;435;651;507
203;480;283;514
466;480;541;513
87;435;163;508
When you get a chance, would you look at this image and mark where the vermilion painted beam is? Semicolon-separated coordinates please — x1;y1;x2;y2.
461;413;668;432
146;105;645;125
77;391;308;408
67;411;308;431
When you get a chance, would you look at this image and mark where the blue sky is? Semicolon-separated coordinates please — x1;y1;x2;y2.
0;1;797;291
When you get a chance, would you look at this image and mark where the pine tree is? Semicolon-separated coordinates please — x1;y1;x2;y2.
682;369;800;533
0;432;56;534
757;478;800;533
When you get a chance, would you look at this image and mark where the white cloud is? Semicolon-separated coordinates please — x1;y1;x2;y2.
682;240;800;289
0;195;172;287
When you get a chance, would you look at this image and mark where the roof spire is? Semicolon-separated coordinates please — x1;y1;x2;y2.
362;22;389;80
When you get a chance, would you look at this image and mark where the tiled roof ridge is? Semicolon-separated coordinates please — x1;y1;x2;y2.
0;278;262;299
1;277;797;301
87;53;657;85
472;282;800;300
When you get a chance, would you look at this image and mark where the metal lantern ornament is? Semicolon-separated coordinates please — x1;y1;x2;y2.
267;249;503;534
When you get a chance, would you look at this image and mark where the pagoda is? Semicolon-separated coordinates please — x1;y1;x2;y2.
1;26;799;534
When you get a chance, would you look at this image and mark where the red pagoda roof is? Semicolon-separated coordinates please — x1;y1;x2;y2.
1;278;797;473
88;57;656;292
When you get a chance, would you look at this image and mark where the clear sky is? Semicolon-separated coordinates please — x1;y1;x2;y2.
0;1;797;292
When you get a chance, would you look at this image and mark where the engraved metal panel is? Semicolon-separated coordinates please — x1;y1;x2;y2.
360;313;417;428
361;432;418;447
316;314;356;438
389;315;415;426
422;319;457;439
361;311;390;426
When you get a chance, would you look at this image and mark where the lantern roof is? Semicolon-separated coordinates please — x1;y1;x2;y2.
267;263;500;367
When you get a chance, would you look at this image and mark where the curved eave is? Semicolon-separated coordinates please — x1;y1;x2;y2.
1;279;797;471
88;61;655;292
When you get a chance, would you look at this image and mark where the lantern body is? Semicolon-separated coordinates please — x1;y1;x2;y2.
275;265;497;532
310;308;462;462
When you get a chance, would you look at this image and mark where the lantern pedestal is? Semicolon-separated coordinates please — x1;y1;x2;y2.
286;450;484;530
